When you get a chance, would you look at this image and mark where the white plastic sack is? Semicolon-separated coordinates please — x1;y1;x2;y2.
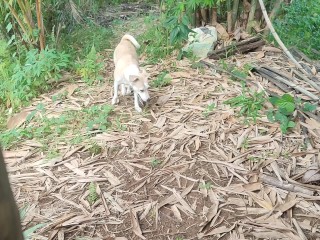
182;26;218;58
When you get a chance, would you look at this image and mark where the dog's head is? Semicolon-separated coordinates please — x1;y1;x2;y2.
129;68;150;102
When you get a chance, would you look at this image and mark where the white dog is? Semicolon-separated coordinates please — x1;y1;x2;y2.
112;34;150;112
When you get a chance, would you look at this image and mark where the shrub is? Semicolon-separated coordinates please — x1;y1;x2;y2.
273;0;320;59
0;45;70;108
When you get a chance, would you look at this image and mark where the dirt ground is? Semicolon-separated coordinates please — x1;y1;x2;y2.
4;3;320;240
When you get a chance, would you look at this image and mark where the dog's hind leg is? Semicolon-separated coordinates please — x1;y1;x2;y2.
112;80;120;105
126;85;132;95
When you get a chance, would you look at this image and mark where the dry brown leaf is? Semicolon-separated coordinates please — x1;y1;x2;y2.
171;205;182;221
216;23;229;40
7;111;30;129
131;210;146;240
104;171;121;186
303;118;320;129
233;27;241;41
92;133;124;141
256;51;265;59
154;115;166;128
248;192;273;210
275;198;298;213
302;167;320;183
66;84;79;97
156;93;172;105
173;188;195;215
237;127;252;148
262;46;282;52
140;202;155;220
103;192;124;213
204;223;236;236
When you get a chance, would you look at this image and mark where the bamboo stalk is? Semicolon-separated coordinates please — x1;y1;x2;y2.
258;0;309;76
226;0;232;32
246;0;257;33
35;0;45;50
4;1;29;38
211;7;217;26
16;0;33;35
231;0;240;30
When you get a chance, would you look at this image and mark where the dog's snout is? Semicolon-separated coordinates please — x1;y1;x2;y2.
139;91;150;102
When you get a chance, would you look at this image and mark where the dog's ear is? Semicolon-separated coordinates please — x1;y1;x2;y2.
129;75;139;82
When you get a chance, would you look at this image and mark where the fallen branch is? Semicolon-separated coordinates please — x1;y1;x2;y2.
290;47;320;72
262;65;320;93
256;69;291;93
260;174;315;196
258;0;309;76
207;36;265;59
293;70;320;93
254;66;319;101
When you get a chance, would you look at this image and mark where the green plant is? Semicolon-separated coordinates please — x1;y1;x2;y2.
199;181;212;190
75;45;103;85
273;0;320;59
151;159;161;168
203;103;215;117
267;93;317;133
224;83;265;123
114;116;127;131
83;104;113;131
88;182;98;205
9;47;69;108
151;71;172;88
89;143;102;155
60;24;113;58
19;205;47;239
137;16;174;63
0;104;113;149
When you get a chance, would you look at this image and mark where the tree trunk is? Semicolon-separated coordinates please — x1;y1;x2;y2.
211;5;218;26
232;0;240;30
242;0;251;28
200;7;208;25
246;0;257;33
196;7;202;27
227;0;232;32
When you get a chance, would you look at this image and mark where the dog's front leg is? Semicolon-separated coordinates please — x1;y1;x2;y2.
112;81;120;105
134;92;142;112
121;84;126;96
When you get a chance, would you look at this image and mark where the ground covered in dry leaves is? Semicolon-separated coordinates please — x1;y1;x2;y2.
4;4;320;240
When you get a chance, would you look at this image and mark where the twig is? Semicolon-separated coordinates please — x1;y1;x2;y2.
258;0;309;76
200;60;247;82
260;174;314;196
293;70;320;93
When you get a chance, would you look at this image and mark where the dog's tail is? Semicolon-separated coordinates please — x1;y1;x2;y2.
122;34;140;49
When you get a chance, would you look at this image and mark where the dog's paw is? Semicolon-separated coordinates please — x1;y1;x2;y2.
135;105;142;112
112;97;119;105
